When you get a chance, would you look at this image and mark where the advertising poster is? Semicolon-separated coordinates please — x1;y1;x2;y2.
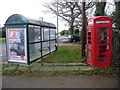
7;28;27;63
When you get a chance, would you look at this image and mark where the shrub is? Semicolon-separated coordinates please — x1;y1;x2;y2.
112;29;120;63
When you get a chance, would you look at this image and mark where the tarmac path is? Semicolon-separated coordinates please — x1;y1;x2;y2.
2;75;118;88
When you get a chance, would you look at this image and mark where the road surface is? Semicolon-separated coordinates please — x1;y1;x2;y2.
58;36;81;46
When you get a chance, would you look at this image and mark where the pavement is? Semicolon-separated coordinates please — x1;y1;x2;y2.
2;62;91;71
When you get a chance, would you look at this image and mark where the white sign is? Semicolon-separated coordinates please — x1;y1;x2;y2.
88;20;94;25
96;21;110;24
88;21;93;25
7;28;27;63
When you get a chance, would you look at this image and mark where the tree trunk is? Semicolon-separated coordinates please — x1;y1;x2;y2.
69;18;74;35
69;26;74;35
94;1;106;16
81;0;86;58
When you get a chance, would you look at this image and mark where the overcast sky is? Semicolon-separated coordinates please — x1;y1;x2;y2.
0;0;115;32
0;0;69;32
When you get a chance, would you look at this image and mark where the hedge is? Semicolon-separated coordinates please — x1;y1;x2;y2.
0;30;6;38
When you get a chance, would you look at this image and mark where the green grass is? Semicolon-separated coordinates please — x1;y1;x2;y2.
0;39;6;43
39;46;82;63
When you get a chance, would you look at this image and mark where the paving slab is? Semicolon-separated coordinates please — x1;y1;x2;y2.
18;66;28;70
79;66;91;70
43;63;53;66
54;63;66;66
77;63;86;65
40;66;54;71
53;66;67;70
3;67;15;70
29;66;41;70
66;66;79;70
66;63;77;66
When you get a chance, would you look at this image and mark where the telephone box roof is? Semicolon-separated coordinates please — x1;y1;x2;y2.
88;16;112;21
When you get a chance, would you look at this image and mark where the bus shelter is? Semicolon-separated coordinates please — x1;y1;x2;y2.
4;14;57;65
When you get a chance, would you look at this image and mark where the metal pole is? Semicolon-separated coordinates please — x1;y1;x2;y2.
57;0;59;48
81;0;86;58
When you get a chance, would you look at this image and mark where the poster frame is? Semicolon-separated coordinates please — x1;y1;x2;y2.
6;27;28;64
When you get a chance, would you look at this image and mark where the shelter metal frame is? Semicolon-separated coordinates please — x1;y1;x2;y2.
5;14;57;65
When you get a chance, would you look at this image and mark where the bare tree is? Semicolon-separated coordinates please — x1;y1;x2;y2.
44;0;94;34
44;0;82;34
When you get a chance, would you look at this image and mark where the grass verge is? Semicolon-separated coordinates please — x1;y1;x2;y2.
38;46;82;63
0;39;6;43
2;67;118;77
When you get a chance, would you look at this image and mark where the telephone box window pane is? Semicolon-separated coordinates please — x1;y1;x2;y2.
88;32;91;35
99;50;107;53
98;37;107;40
99;41;108;44
88;28;91;32
87;45;91;48
88;37;91;40
88;41;91;44
98;54;107;58
88;52;91;56
99;32;107;36
88;49;91;51
99;27;107;32
99;45;107;49
98;59;105;62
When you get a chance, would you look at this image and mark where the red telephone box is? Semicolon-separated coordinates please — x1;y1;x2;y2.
86;16;112;67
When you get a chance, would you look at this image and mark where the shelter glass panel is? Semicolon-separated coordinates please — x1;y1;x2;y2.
50;41;56;52
34;26;41;42
42;41;49;48
29;43;41;61
44;28;49;41
50;29;56;40
42;41;49;56
41;28;44;41
28;25;35;43
42;47;49;56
